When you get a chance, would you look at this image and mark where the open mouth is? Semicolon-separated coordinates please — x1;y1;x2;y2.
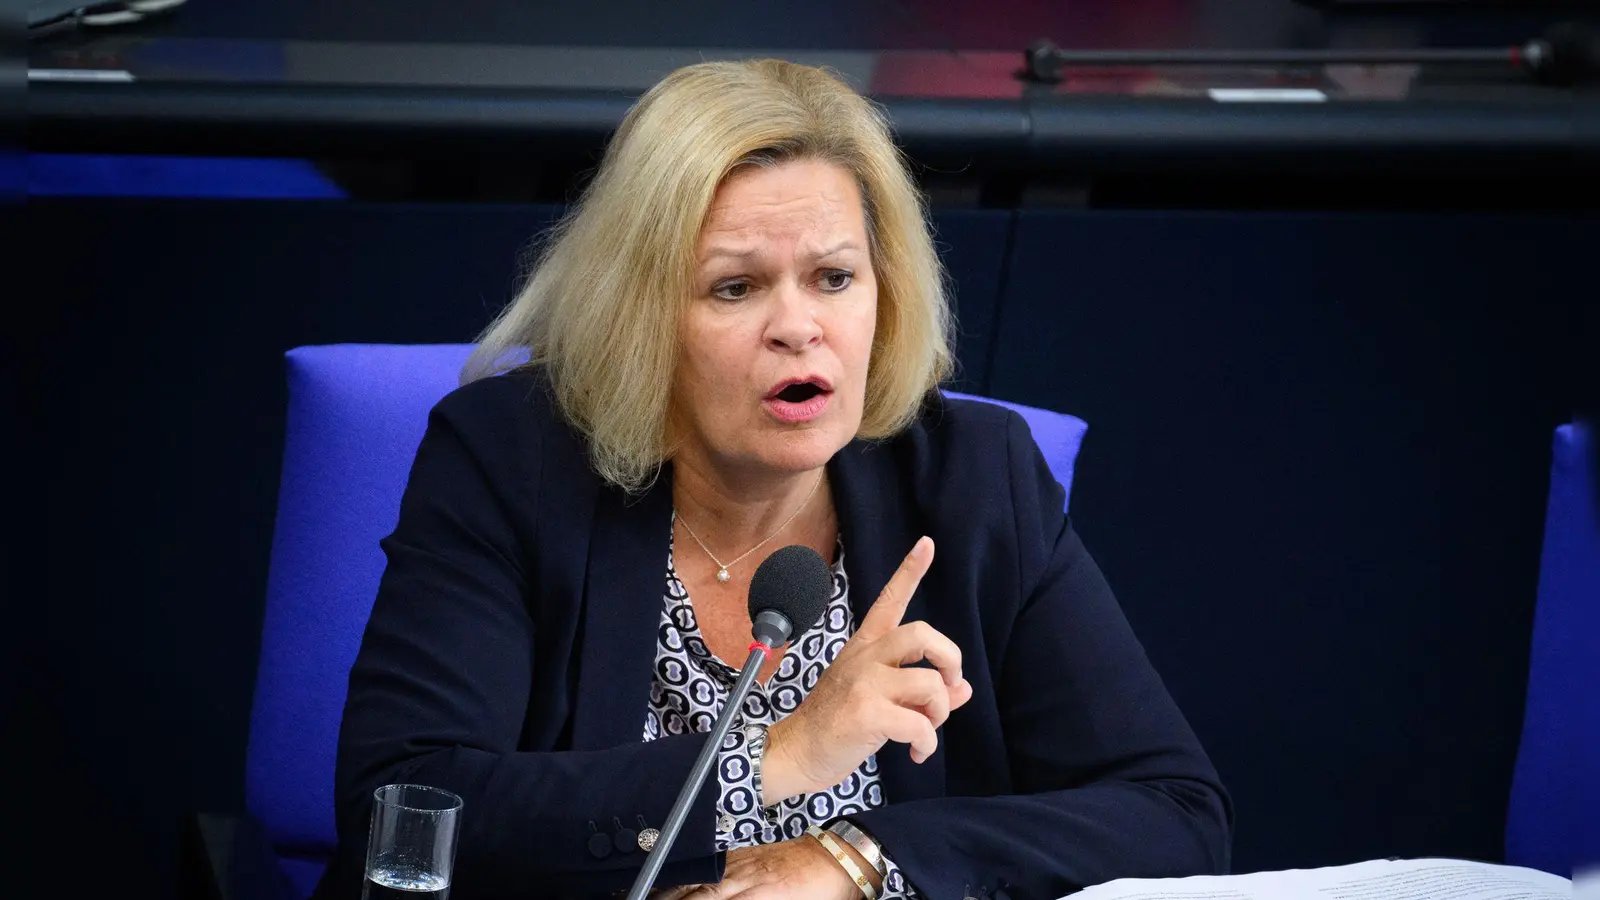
764;378;833;423
775;382;825;403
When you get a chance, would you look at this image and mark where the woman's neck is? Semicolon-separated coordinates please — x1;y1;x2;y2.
670;453;832;560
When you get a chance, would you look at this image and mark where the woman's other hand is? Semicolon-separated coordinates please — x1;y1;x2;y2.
675;838;867;900
763;536;974;803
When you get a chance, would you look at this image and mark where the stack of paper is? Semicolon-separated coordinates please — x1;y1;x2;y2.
1067;858;1570;900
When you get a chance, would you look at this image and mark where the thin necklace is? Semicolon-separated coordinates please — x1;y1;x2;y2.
676;471;824;583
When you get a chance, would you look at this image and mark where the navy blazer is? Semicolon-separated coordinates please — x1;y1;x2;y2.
317;369;1231;900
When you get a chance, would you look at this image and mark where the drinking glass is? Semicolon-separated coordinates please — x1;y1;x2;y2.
363;784;463;899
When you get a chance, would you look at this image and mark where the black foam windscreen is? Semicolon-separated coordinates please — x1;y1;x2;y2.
748;545;833;637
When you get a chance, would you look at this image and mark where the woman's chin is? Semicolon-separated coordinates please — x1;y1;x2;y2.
752;428;852;474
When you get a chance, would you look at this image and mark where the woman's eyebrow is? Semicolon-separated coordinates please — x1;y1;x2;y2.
699;238;862;267
803;239;864;260
699;245;762;265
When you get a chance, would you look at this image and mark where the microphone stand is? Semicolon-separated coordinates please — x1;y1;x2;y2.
1020;28;1595;86
623;641;773;900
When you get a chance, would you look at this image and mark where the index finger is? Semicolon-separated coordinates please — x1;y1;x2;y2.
858;536;934;640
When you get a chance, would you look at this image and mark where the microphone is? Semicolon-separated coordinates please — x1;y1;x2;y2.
624;545;833;900
1022;22;1597;87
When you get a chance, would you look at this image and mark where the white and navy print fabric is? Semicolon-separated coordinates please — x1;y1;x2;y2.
643;524;915;898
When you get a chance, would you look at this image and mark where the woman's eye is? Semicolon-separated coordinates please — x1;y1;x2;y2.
821;270;853;292
713;282;750;301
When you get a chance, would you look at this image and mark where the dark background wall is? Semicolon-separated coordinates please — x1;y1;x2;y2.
993;211;1584;867
27;193;1592;894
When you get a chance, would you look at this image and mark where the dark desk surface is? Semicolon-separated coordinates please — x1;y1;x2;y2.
27;0;1600;175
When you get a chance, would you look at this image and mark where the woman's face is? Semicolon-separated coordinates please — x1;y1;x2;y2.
671;158;878;479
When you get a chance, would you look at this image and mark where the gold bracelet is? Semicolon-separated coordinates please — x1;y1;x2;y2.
806;825;878;900
825;819;887;878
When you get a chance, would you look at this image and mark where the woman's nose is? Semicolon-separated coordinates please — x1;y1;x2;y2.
764;282;822;352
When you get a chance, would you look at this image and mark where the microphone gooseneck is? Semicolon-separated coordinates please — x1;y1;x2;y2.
623;545;832;900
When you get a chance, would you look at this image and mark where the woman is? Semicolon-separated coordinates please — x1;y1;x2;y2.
319;59;1230;900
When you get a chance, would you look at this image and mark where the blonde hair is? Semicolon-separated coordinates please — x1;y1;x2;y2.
464;58;953;491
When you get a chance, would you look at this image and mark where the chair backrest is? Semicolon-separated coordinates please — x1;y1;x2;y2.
245;343;1089;876
247;344;473;863
1505;422;1599;878
945;390;1086;511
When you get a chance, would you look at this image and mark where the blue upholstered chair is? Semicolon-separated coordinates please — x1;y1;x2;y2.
1505;422;1599;878
245;343;1089;896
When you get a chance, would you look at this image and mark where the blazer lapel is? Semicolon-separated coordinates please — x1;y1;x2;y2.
830;437;947;803
570;471;675;750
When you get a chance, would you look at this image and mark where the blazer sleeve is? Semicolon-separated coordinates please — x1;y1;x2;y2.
322;387;724;899
848;411;1233;900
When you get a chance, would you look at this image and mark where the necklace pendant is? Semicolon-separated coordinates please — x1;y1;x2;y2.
716;567;731;583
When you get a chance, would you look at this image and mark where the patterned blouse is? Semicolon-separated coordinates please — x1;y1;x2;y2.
643;526;915;898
